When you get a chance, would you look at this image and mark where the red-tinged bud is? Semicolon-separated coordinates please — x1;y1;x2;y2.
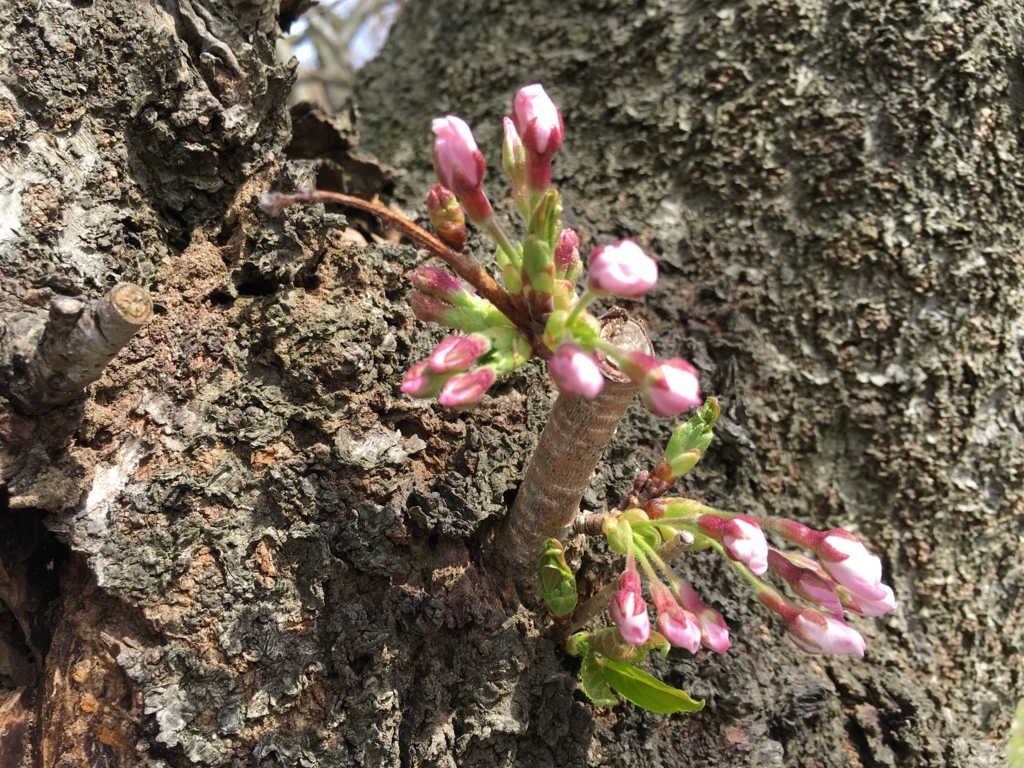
428;334;490;374
425;184;468;251
548;343;604;398
432;116;493;224
672;580;731;653
437;368;496;408
586;240;658;298
786;610;866;657
512;84;564;194
767;549;843;617
553;228;582;281
409;292;459;326
647;497;702;519
411;267;466;302
400;360;450;399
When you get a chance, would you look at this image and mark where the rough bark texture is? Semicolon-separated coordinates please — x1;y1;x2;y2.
0;0;1020;766
354;0;1023;766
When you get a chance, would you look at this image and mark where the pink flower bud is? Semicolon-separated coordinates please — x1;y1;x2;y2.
656;606;702;653
767;549;843;616
548;343;604;398
437;368;495;408
432;116;492;223
787;611;866;656
432;116;485;192
409;292;456;326
400;361;449;399
609;570;650;646
817;531;890;602
512;84;564;157
843;583;897;618
586;240;658;298
553;228;582;281
428;335;490;374
673;583;728;650
649;581;701;653
410;267;467;302
721;516;769;576
640;358;702;417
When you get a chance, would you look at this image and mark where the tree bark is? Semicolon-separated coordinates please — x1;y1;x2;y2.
354;1;1023;766
0;0;1020;766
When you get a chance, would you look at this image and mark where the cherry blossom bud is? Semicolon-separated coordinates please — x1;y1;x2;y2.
548;343;604;398
425;184;468;251
609;570;650;646
401;361;449;399
817;531;890;602
428;334;490;374
586;240;658;298
649;581;701;653
553;228;582;282
673;580;731;653
437;368;496;408
432;116;492;223
502;117;529;214
512;84;564;157
843;583;897;618
767;549;843;617
640;358;702;417
411;266;467;302
787;611;866;656
721;516;769;576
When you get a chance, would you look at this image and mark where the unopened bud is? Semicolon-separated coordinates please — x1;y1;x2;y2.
426;184;468;251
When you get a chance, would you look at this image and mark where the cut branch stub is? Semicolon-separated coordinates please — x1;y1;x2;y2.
0;284;152;415
496;308;655;591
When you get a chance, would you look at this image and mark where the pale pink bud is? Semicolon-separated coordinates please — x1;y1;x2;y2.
767;549;843;616
432;116;486;192
548;344;604;398
428;335;489;374
410;267;467;302
656;606;702;653
722;517;769;576
401;361;448;399
437;368;495;408
609;570;650;646
586;240;658;298
787;611;866;656
818;532;889;602
512;84;564;156
844;583;897;618
641;358;702;417
672;580;731;653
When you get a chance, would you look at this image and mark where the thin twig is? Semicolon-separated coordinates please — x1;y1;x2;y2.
260;189;536;349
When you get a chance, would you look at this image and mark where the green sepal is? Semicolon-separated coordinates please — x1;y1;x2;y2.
537;539;577;619
661;397;720;480
501;263;524;296
580;652;618;707
597;657;705;714
482;327;533;373
522;233;555;296
552;279;577;312
589;626;670;663
603;516;633;555
565;311;601;347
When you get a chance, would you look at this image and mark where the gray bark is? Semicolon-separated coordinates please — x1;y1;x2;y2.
354;0;1023;766
0;0;1019;765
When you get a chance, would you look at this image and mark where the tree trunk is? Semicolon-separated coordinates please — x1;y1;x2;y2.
354;1;1022;766
0;0;1018;766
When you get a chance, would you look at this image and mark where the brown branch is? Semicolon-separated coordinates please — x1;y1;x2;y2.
260;189;535;347
495;310;655;591
0;284;152;415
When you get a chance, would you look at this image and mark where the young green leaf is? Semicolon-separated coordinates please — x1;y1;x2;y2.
580;652;618;707
597;656;705;714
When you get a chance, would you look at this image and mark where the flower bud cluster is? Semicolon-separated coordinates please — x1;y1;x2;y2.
612;499;895;657
590;406;897;660
403;84;703;416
